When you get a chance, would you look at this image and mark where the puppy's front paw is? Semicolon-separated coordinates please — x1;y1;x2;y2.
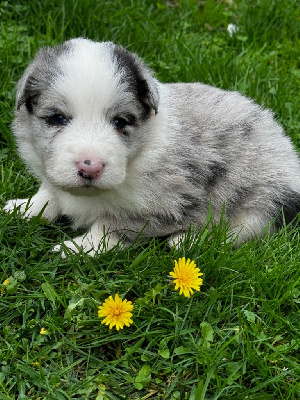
4;186;60;220
168;232;185;249
53;235;99;258
53;229;120;258
52;238;92;258
3;198;30;215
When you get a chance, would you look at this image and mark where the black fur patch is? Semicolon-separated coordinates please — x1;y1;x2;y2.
206;162;227;190
22;77;44;114
181;193;202;218
113;46;155;117
274;190;300;228
184;162;204;186
183;161;227;191
152;212;180;227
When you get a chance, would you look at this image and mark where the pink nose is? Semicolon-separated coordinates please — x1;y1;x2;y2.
77;159;105;180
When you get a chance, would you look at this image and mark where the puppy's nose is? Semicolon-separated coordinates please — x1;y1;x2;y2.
77;159;105;179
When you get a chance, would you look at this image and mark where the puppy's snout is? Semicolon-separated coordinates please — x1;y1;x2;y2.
76;159;105;180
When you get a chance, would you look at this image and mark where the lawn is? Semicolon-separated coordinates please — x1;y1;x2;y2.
0;0;300;399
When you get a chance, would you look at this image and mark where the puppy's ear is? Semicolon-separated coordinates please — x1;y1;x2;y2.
16;62;38;111
15;50;53;112
113;45;160;114
16;43;70;112
139;65;160;114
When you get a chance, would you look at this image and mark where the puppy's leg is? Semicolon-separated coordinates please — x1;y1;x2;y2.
4;182;60;221
168;232;186;250
168;210;274;249
228;210;275;246
53;220;120;257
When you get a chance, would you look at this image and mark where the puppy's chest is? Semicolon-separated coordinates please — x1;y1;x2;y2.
58;187;150;223
59;180;184;230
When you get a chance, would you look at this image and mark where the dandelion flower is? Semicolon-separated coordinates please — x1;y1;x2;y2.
40;327;48;335
31;361;40;367
170;257;203;297
98;293;133;331
1;278;10;294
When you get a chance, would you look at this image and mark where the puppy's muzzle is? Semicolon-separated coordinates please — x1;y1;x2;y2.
76;159;105;180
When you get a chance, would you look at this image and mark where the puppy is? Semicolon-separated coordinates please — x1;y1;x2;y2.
5;38;300;255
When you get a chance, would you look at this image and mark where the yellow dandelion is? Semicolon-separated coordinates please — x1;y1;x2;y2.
31;361;40;367
40;327;48;335
98;293;133;331
170;257;203;297
1;278;10;295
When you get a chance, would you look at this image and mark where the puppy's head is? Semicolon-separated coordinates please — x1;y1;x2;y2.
13;38;159;194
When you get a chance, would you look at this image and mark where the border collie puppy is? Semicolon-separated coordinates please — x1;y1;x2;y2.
5;38;300;255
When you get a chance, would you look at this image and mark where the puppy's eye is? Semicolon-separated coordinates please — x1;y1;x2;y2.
113;115;136;132
46;114;69;126
113;117;128;131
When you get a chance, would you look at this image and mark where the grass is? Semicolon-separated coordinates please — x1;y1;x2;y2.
0;0;300;398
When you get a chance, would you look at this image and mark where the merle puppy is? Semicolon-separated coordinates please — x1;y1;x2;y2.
5;38;300;255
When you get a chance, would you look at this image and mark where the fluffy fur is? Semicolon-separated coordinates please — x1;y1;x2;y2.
5;38;300;255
